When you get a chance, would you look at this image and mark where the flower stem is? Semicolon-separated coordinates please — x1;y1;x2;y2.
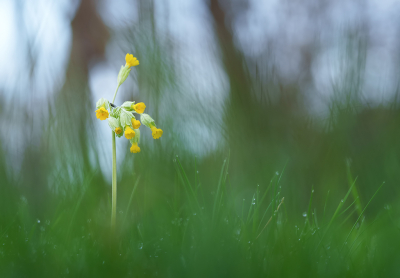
111;84;120;232
112;84;120;103
111;131;117;232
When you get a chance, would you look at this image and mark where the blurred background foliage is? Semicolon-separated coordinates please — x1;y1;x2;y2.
1;0;400;276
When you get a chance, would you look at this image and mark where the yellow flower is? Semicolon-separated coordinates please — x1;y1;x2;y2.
130;142;141;153
132;102;146;114
115;127;122;135
132;119;141;129
151;126;163;139
95;107;109;120
125;54;139;68
124;126;136;139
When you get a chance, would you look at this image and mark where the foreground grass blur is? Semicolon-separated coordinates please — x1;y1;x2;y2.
0;144;399;277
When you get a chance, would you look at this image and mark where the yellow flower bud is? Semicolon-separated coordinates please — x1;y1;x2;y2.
95;107;109;121
124;126;136;139
115;127;122;135
133;102;146;114
125;54;139;68
107;117;123;137
132;119;141;129
150;126;163;139
130;142;141;153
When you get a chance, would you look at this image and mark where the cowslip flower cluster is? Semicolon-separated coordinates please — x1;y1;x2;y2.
95;54;163;154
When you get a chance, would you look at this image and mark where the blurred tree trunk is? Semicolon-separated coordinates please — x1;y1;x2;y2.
208;0;261;183
21;0;110;217
23;0;111;218
207;0;304;187
209;0;253;142
54;0;109;171
209;0;250;103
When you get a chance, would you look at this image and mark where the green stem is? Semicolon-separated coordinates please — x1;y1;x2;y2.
111;131;117;231
111;84;120;231
112;84;120;103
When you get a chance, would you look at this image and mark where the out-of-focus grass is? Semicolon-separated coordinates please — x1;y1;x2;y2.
0;142;399;277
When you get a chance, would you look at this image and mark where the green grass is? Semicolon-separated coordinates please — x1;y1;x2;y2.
0;153;398;278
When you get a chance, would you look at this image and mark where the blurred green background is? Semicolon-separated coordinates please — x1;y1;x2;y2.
1;0;400;277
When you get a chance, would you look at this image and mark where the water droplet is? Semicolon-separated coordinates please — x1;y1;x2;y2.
87;219;92;223
341;199;344;203
138;243;143;250
176;155;179;158
312;190;314;193
201;207;204;210
197;171;199;174
25;238;28;242
257;184;259;187
102;261;105;264
160;238;163;241
302;212;307;217
275;171;279;175
37;219;40;223
193;213;196;216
